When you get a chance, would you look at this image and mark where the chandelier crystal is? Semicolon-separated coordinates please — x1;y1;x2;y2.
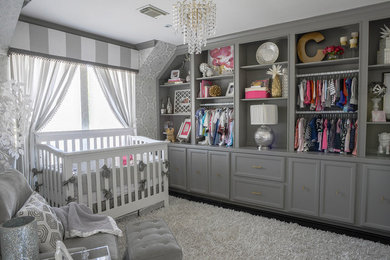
173;0;216;54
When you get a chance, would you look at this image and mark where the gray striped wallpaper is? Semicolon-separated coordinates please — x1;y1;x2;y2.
11;21;139;70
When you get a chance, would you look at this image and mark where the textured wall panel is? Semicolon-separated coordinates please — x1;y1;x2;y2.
48;29;66;57
135;41;176;138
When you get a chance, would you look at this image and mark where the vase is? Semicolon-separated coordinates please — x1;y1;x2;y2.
271;74;282;97
166;97;173;114
372;97;381;111
0;216;39;260
327;53;339;60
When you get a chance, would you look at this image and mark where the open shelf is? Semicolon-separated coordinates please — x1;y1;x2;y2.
197;96;233;100
196;74;234;81
296;57;359;68
366;121;390;125
160;113;191;117
240;61;288;71
368;63;390;70
241;97;287;102
160;83;190;88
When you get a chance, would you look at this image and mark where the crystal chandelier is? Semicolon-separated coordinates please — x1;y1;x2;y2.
173;0;216;54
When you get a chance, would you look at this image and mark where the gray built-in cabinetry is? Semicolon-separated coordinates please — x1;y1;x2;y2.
157;3;390;237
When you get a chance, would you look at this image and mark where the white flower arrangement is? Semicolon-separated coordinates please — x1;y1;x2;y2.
0;80;31;168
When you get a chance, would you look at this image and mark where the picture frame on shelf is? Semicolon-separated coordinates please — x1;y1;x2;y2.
170;70;180;79
177;118;191;142
208;45;234;75
174;89;191;114
225;82;234;97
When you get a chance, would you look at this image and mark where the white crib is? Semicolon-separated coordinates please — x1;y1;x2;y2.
34;129;169;218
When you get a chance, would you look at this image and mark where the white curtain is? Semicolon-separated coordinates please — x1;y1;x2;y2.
93;67;137;135
10;53;77;183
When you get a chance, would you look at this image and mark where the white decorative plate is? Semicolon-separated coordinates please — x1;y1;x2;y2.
256;42;279;64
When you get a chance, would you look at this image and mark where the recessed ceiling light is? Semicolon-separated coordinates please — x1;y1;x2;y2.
138;4;169;19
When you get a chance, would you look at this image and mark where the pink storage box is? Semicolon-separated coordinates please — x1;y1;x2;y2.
245;88;270;99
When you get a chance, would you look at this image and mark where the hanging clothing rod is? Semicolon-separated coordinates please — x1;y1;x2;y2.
296;110;358;114
296;69;359;78
200;102;234;107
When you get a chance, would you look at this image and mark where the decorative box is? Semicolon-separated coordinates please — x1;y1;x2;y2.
379;37;390;50
377;48;390;64
245;87;270;99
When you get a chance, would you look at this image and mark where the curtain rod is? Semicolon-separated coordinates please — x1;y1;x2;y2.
8;48;139;73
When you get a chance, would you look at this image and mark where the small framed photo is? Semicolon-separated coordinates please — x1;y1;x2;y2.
225;82;234;97
177;118;191;141
171;70;180;79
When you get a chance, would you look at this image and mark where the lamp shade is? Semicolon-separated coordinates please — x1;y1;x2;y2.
250;104;278;125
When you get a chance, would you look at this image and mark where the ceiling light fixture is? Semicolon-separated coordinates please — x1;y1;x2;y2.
173;0;216;54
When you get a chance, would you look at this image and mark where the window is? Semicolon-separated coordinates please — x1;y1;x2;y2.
41;65;124;132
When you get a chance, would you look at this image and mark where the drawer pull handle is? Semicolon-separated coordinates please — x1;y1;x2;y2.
175;167;179;171
336;191;341;195
251;191;262;196
216;173;222;177
252;165;263;169
302;186;306;191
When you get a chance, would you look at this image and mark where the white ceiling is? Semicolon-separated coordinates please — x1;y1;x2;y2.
21;0;390;46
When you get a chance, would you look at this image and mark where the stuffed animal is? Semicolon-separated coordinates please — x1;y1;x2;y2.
378;132;390;155
165;128;176;143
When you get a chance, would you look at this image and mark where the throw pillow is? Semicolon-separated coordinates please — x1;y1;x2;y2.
16;192;64;252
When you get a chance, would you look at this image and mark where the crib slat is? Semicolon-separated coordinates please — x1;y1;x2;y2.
72;139;76;152
112;157;117;208
146;152;150;198
103;159;109;211
44;150;49;200
126;155;131;203
64;140;68;152
94;138;97;150
55;156;60;206
133;154;139;201
77;163;82;205
86;162;93;209
48;153;53;205
119;155;125;205
157;150;162;195
95;160;102;213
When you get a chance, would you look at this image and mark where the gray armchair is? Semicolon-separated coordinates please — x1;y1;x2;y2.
0;169;119;259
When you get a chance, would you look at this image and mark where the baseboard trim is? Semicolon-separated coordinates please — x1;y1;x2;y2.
169;190;390;245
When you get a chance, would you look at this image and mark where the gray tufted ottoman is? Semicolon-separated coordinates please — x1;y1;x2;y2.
126;219;183;260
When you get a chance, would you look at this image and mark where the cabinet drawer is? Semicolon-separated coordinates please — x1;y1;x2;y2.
232;153;285;181
288;158;320;216
232;177;284;209
320;161;356;224
361;165;390;232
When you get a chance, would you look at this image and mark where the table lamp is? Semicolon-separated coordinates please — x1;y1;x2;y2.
250;104;278;150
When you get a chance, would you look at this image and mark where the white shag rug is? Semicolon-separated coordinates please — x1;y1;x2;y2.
116;196;390;260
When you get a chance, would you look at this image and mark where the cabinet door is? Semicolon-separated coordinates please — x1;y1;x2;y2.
320;161;356;224
361;165;390;232
288;158;320;216
209;151;229;199
168;147;187;190
187;149;208;194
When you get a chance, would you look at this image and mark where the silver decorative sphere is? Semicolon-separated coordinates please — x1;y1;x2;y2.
254;125;275;150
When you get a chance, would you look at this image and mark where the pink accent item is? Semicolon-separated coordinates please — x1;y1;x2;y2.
352;120;358;156
122;155;134;166
245;89;270;99
322;119;328;150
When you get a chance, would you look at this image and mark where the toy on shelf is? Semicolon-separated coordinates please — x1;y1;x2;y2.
165;128;176;143
378;132;390;155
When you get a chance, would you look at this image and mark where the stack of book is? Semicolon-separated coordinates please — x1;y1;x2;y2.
167;78;184;84
199;80;212;98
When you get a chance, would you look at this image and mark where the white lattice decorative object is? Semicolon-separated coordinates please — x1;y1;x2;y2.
174;89;191;114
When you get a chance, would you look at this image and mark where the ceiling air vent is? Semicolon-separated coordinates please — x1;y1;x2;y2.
138;5;169;19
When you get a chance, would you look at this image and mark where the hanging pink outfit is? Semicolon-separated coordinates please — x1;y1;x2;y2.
322;119;328;151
